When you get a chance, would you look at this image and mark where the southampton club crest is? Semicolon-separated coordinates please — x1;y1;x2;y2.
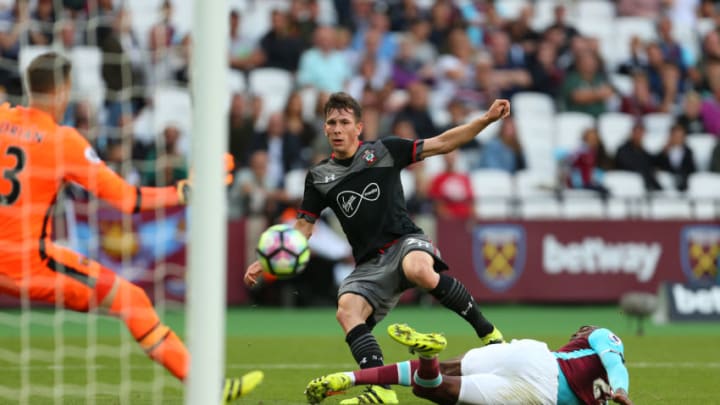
361;149;377;166
472;225;526;292
680;225;720;286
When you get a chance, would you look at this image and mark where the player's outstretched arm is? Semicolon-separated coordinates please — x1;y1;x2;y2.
420;99;510;159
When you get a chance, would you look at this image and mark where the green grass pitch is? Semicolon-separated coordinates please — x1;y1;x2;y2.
0;305;719;404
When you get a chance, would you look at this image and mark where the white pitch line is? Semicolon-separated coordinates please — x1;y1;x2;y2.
0;361;717;371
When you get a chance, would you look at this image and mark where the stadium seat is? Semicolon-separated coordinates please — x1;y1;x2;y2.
598;112;634;155
518;197;561;219
642;131;669;155
531;0;557;31
18;45;51;76
228;69;247;94
614;17;657;66
554;112;595;152
516;114;557;177
654;171;681;197
422;155;446;180
602;171;646;198
299;86;319;121
317;0;338;25
649;197;692;219
643;113;673;135
686;134;717;172
70;46;105;112
687;173;720;199
511;92;555;117
514;169;557;198
577;20;616;69
284;168;307;201
152;86;192;136
575;0;616;22
125;0;163;49
494;0;529;20
248;68;294;129
470;169;514;218
561;195;606;219
603;171;647;218
400;169;416;201
609;73;633;97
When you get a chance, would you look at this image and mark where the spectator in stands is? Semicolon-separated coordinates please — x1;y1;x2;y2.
229;150;287;221
618;0;664;18
139;125;188;187
104;139;141;186
478;117;526;173
700;81;720;136
388;0;425;32
0;0;33;96
507;6;540;55
546;4;579;55
487;30;532;99
428;1;459;52
561;50;614;117
428;149;474;220
710;141;720;173
406;18;436;66
567;128;612;197
229;93;261;168
696;29;720;92
620;72;661;118
289;0;318;46
356;28;392;86
101;8;146;127
259;9;305;72
615;123;662;191
228;9;262;72
390;34;433;90
345;56;386;101
394;80;437;139
654;124;696;191
250;112;304;189
284;90;317;153
297;25;352;93
643;42;680;112
528;40;564;99
352;10;396;64
434;27;475;109
656;16;690;75
675;91;708;134
148;0;177;67
29;0;55;45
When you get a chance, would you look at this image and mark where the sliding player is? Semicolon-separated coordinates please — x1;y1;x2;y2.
306;323;633;405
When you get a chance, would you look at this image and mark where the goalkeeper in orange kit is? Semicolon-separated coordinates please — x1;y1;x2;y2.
0;52;261;403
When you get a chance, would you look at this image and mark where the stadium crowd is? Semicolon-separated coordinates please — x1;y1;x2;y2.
0;0;719;222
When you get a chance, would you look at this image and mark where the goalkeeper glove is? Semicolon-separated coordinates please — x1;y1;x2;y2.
176;153;236;205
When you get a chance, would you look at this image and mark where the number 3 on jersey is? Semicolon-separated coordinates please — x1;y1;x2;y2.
0;145;26;205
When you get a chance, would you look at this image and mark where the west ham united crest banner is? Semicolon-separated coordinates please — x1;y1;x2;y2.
439;220;720;302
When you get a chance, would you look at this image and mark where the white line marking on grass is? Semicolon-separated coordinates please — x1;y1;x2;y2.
629;362;720;369
2;361;719;371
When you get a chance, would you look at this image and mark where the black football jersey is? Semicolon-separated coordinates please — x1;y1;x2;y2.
298;137;424;263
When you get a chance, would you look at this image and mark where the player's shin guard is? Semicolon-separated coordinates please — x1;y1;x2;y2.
429;274;495;338
346;324;385;369
106;279;189;380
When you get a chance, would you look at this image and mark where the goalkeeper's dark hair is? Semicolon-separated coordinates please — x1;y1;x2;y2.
324;92;362;122
25;52;72;95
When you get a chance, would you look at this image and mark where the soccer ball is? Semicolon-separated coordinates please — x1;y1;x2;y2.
256;224;310;278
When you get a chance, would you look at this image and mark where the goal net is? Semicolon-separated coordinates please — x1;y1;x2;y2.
0;0;210;402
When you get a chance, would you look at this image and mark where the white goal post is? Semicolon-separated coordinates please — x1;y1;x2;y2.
186;0;229;404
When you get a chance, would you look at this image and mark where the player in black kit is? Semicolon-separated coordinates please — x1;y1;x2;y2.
245;92;511;404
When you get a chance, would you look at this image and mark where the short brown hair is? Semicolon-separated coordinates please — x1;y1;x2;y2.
324;92;362;122
26;52;72;95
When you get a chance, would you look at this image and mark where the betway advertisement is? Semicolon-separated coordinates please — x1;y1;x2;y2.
437;220;720;302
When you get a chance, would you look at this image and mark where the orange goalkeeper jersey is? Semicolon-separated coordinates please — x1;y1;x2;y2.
0;105;180;274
